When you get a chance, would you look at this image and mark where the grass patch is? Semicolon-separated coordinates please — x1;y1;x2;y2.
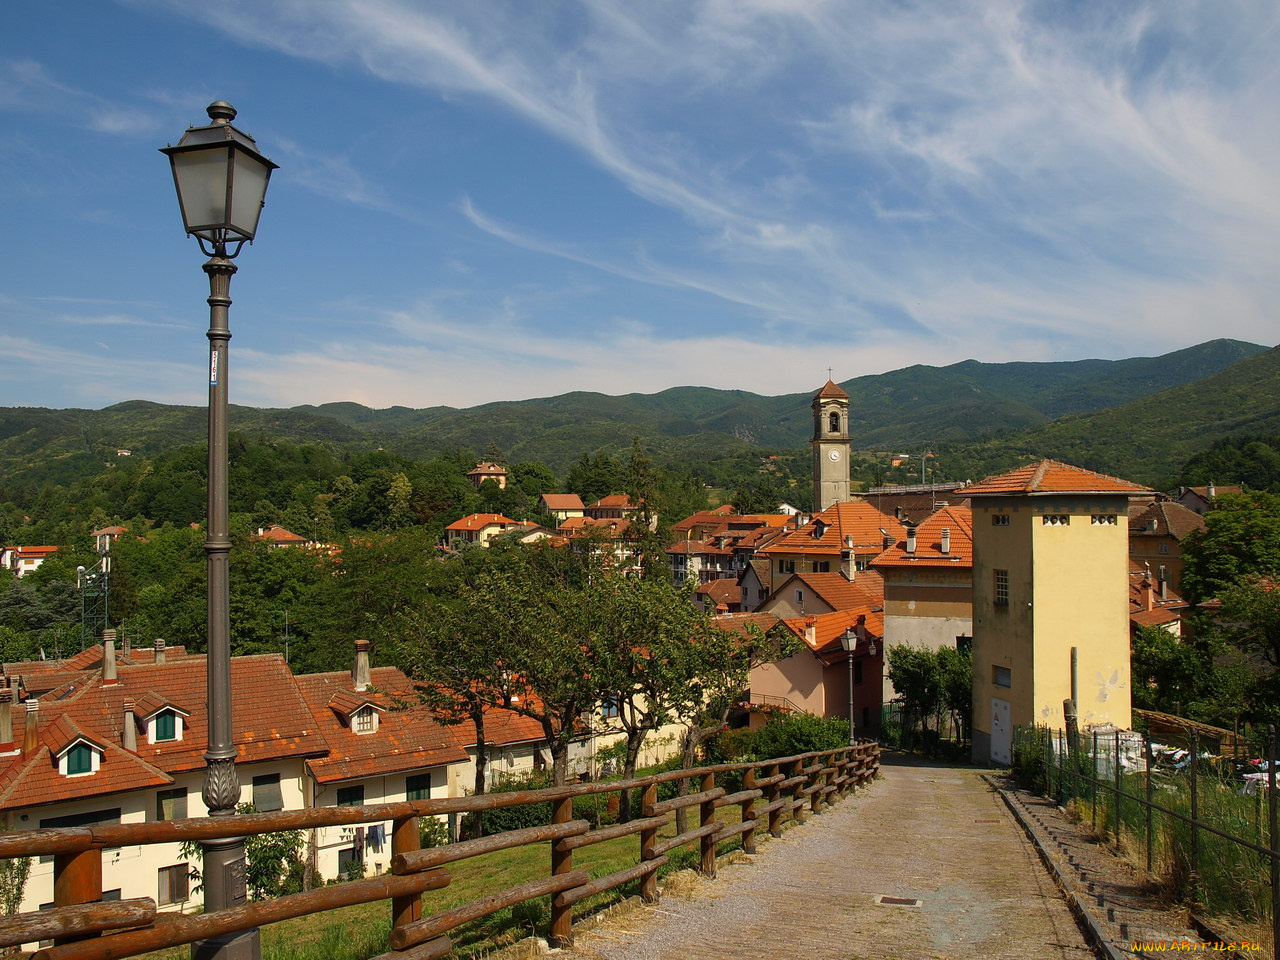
137;803;766;960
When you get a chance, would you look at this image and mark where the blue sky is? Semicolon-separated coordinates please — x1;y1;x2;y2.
2;1;1278;411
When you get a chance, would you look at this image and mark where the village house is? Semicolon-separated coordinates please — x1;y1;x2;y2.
1127;500;1205;594
539;493;585;523
445;514;550;548
0;545;59;577
253;524;311;548
1128;562;1191;638
967;460;1148;765
466;462;508;490
1175;483;1242;516
756;501;905;581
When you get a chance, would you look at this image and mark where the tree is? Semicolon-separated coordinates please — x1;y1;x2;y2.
179;804;306;901
886;644;942;735
0;833;30;918
1181;491;1280;603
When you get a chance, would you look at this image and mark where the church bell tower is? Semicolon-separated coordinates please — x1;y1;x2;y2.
812;379;851;512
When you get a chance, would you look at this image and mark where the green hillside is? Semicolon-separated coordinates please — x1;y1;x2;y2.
948;345;1280;486
0;338;1268;487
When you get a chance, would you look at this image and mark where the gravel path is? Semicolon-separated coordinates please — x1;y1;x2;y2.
560;753;1096;960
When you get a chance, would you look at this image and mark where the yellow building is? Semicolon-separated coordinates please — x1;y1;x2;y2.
967;460;1149;765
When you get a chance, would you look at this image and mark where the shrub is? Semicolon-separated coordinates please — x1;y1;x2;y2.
460;772;552;836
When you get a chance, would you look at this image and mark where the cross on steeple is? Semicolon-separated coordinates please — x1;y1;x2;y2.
827;366;833;380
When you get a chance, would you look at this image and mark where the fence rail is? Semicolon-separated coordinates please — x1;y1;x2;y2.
1013;723;1277;955
0;742;879;958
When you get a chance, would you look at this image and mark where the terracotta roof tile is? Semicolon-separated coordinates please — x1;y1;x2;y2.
757;501;905;557
780;609;884;662
540;494;585;510
871;505;975;568
814;380;848;400
295;668;469;784
966;460;1150;496
1127;501;1206;541
446;513;519;531
782;571;884;612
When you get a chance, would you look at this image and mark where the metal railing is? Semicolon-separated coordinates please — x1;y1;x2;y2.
0;742;879;958
1013;723;1277;954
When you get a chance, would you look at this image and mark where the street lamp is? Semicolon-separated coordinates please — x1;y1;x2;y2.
838;627;857;747
161;102;276;960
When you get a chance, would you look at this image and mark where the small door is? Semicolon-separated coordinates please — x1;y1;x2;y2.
990;697;1012;765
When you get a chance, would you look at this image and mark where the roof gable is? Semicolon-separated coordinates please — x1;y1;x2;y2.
966;459;1150;496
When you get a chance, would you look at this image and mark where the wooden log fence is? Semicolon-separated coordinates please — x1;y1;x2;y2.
0;742;879;957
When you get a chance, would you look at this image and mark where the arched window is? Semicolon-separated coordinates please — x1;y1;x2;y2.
828;412;840;433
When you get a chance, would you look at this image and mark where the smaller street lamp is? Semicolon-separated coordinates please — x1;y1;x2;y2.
839;621;879;747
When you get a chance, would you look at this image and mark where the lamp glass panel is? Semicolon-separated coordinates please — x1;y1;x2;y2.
229;150;271;239
171;148;230;236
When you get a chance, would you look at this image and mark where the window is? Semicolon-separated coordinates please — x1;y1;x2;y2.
992;514;1010;526
337;785;364;807
354;707;375;734
67;743;93;775
813;561;830;573
406;774;432;802
252;773;283;813
777;559;795;574
993;569;1009;607
600;697;620;719
154;711;176;742
158;864;189;905
156;788;187;821
337;847;360;878
1090;515;1117;526
1042;514;1070;525
1159;542;1169;555
853;660;863;685
993;666;1012;688
795;589;804;603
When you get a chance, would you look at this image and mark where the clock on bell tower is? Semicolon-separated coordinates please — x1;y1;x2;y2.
811;379;851;512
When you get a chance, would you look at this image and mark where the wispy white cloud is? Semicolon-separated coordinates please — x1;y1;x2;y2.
0;59;158;135
119;0;1280;399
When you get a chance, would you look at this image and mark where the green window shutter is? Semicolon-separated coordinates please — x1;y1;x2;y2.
155;712;176;741
67;744;93;775
406;774;431;801
337;785;364;807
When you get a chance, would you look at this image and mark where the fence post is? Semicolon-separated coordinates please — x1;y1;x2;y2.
52;849;103;946
1112;729;1121;847
549;796;575;947
767;763;782;838
1152;732;1162;875
699;772;717;878
1189;730;1199;909
391;815;422;935
741;767;757;855
1044;728;1053;801
1092;730;1098;833
639;783;660;903
792;759;807;824
1267;725;1277;960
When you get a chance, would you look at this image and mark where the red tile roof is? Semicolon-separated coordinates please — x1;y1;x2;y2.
540;493;585;510
712;612;780;639
779;609;884;663
468;462;507;476
256;525;308;544
871;505;975;568
446;513;519;531
815;380;848;400
1127;501;1206;541
294;668;469;784
447;705;545;750
588;494;640;509
695;579;742;608
757;501;905;557
966;460;1150;496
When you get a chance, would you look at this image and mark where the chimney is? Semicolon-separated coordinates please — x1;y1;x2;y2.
154;638;166;665
121;632;131;659
880;528;892;550
841;536;855;582
122;699;137;752
905;526;917;555
0;688;13;750
23;700;39;753
353;639;372;691
1158;565;1168;601
102;629;118;686
803;618;816;646
1207;482;1216;499
1141;577;1154;612
940;528;951;555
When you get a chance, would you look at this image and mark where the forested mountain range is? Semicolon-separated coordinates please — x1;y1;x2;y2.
0;338;1268;491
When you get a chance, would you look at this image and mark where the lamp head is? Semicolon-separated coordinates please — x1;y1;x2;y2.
160;102;278;256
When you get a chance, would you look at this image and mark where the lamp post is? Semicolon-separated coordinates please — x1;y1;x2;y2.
161;102;276;960
838;627;857;747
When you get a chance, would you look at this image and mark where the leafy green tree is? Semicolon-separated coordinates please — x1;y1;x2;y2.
886;645;942;735
1181;491;1280;603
